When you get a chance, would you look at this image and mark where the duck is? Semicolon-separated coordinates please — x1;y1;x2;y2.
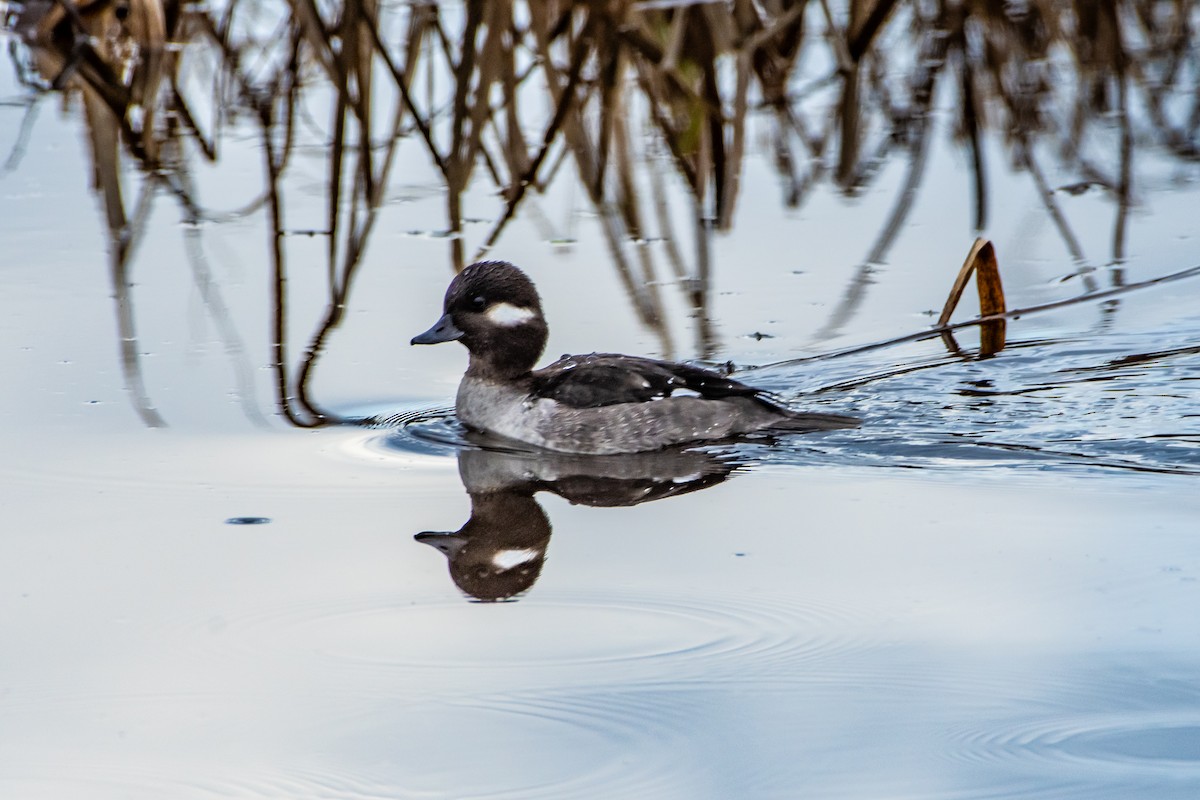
410;261;859;454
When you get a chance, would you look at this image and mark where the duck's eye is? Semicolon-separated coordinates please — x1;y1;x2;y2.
470;295;487;311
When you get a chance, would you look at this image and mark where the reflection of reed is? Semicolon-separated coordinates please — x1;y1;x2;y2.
5;1;1198;426
9;0;169;425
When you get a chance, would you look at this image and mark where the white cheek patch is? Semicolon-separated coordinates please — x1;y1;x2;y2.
491;548;542;571
485;302;537;326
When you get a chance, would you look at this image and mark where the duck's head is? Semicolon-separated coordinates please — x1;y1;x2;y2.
415;491;551;602
411;261;548;379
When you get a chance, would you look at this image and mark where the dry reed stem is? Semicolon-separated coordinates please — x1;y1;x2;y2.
938;238;1006;356
475;11;592;258
368;9;446;177
847;0;900;62
11;0;1200;425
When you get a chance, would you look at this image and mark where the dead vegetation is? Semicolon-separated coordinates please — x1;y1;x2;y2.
3;0;1198;424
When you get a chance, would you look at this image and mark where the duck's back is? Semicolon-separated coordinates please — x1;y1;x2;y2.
456;355;857;455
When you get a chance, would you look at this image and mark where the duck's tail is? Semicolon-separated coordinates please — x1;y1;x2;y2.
768;409;862;431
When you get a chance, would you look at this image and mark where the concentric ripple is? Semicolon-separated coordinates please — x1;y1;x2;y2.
1;689;680;799
951;713;1200;776
328;688;703;800
422;689;706;800
182;588;872;687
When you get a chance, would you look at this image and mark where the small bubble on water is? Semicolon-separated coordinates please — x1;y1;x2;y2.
225;516;271;525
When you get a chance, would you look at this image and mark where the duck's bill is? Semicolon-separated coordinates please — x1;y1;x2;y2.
415;531;467;556
411;314;464;345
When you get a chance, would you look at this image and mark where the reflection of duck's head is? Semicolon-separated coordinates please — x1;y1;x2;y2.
416;492;550;603
416;445;740;602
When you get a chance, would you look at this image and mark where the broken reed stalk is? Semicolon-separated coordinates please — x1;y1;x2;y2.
938;238;1007;357
768;261;1200;374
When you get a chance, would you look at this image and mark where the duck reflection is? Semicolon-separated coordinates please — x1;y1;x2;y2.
416;444;738;602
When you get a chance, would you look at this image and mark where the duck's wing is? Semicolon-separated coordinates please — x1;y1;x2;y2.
530;353;764;409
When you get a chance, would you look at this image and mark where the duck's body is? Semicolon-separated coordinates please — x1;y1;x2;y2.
412;261;859;455
455;356;856;455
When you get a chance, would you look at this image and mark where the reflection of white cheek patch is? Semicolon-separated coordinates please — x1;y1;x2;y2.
492;548;542;570
486;302;537;326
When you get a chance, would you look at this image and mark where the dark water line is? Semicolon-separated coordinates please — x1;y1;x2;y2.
962;439;1200;477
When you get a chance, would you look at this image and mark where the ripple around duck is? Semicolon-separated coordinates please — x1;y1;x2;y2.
189;588;872;683
356;405;467;457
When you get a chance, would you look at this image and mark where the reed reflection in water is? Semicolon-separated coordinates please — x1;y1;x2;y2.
3;0;1199;427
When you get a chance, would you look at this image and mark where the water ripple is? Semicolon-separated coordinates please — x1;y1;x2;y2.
359;404;467;456
746;326;1200;477
176;588;873;686
949;713;1200;775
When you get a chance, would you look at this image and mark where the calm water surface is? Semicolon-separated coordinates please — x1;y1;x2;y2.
3;2;1200;798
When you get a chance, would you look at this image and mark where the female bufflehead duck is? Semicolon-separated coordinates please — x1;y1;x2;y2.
411;261;859;454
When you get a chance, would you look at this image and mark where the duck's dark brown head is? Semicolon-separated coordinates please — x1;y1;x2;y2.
411;260;548;380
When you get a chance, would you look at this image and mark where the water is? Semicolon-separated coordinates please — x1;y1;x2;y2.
3;2;1200;798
